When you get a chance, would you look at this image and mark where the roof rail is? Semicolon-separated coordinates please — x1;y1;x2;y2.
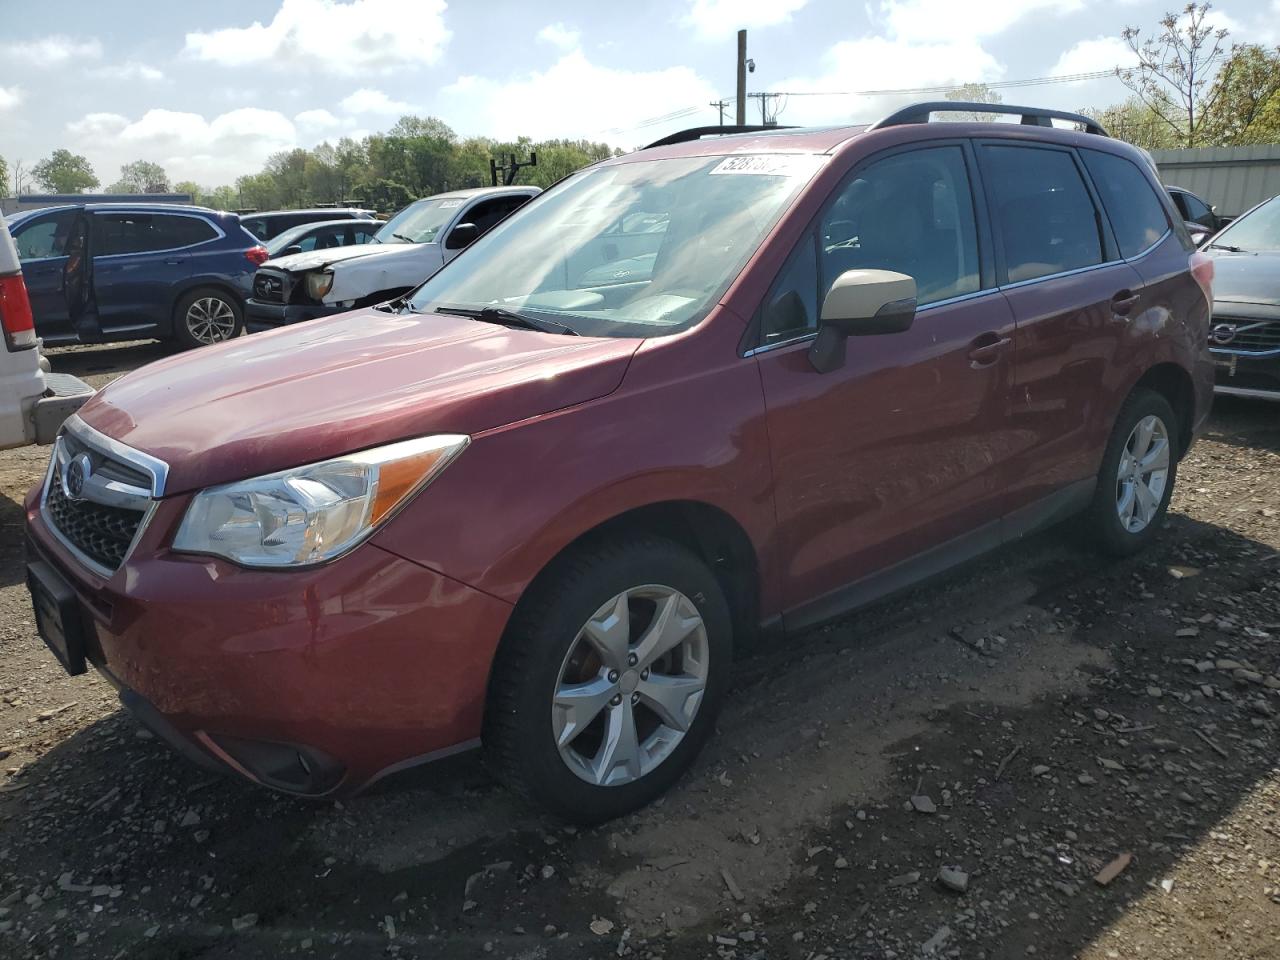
643;124;798;149
868;102;1109;138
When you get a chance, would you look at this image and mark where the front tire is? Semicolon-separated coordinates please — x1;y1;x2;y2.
484;536;732;823
172;287;243;349
1086;388;1179;556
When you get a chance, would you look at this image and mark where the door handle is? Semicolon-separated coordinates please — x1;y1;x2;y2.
164;258;187;266
967;332;1011;367
1111;289;1141;316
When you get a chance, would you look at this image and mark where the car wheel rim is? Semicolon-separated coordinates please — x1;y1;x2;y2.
552;584;709;787
186;297;236;344
1115;414;1170;534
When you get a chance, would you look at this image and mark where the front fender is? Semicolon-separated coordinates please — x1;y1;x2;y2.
326;247;444;305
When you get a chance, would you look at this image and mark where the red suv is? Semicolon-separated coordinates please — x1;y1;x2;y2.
25;103;1215;822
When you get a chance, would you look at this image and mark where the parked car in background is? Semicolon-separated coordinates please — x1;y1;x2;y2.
239;208;376;242
0;216;93;449
263;219;382;259
5;203;268;348
1167;185;1222;245
24;104;1213;822
246;186;537;332
1202;194;1280;400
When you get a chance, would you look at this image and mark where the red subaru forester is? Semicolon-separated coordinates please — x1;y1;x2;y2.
26;103;1215;822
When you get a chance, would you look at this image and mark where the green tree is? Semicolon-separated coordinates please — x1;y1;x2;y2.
173;180;202;204
31;149;99;193
0;156;7;197
1200;44;1280;145
944;83;1004;122
1118;2;1231;147
110;160;169;193
204;185;240;211
1083;96;1182;148
234;172;281;211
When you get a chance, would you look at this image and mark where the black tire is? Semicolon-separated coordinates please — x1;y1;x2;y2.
1086;388;1180;556
484;536;733;823
172;287;244;349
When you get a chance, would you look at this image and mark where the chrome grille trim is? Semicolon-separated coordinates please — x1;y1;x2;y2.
39;417;168;578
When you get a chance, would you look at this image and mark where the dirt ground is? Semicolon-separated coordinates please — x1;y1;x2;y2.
0;341;1277;960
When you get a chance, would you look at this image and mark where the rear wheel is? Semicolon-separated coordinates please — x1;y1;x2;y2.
173;288;243;348
1086;389;1179;556
484;536;732;823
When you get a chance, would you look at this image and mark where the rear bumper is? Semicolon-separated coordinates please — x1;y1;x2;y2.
24;489;513;796
30;372;94;444
245;298;342;333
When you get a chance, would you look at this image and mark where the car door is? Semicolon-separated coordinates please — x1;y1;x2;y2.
9;207;84;342
93;212;204;333
753;143;1017;619
976;141;1143;518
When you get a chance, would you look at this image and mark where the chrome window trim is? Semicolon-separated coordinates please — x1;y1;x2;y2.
1122;228;1172;263
39;417;169;578
91;212;226;261
743;287;1000;357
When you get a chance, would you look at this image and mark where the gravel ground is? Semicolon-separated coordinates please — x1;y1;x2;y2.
0;341;1277;960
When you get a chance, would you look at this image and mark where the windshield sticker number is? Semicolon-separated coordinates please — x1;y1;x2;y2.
710;155;809;176
439;200;463;208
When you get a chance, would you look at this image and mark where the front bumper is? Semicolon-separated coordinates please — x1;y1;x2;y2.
245;298;343;333
25;488;513;795
1211;350;1280;401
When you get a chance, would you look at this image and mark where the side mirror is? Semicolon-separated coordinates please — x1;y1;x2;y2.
446;222;479;250
809;269;916;373
284;244;303;256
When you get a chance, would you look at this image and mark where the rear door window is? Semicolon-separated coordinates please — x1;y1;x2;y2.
97;214;217;255
981;145;1104;283
1080;149;1170;258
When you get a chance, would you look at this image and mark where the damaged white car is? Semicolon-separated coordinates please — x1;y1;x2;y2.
245;186;538;332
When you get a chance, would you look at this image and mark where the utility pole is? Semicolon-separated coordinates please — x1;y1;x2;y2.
747;92;781;126
709;99;729;126
735;30;747;126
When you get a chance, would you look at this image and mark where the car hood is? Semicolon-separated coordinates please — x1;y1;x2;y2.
77;310;641;495
265;241;426;273
1205;249;1280;307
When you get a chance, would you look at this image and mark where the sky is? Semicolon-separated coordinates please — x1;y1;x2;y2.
0;0;1275;190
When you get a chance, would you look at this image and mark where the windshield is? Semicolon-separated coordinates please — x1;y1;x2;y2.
405;153;822;337
375;198;460;244
1212;197;1280;252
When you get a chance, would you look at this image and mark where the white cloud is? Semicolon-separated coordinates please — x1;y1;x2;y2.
90;61;165;82
183;0;450;74
0;86;23;112
442;51;718;143
1049;37;1137;79
537;22;580;50
66;108;297;185
295;108;341;131
875;0;1085;44
684;0;810;39
2;35;102;64
339;88;414;115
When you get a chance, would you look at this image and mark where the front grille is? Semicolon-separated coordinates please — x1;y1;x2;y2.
45;464;146;571
1211;317;1280;353
61;432;151;488
254;270;289;304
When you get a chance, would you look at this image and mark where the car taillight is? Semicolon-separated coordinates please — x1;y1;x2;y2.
1189;251;1214;308
245;246;270;267
0;273;37;351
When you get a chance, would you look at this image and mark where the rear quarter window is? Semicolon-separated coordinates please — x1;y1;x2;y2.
1081;149;1171;258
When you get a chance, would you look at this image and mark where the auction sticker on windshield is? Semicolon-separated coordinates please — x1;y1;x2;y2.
710;154;814;176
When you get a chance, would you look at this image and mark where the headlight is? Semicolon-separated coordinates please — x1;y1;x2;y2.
305;270;334;300
173;435;469;568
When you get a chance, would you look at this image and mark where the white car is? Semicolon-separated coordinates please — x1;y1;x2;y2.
245;186;539;332
0;217;93;450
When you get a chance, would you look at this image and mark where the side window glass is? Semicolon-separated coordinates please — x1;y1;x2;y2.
761;231;819;344
157;216;217;248
983;145;1103;283
1080;149;1170;258
243;219;267;240
1183;193;1214;227
13;210;79;260
820;146;981;307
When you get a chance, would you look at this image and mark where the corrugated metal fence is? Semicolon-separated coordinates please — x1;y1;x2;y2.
1150;145;1280;219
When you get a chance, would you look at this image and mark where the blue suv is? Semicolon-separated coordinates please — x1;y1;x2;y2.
4;204;267;348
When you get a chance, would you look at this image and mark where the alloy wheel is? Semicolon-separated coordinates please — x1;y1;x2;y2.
185;297;237;344
552;585;709;787
1115;414;1170;533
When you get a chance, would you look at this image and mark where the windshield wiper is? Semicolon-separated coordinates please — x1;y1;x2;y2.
434;305;578;336
391;232;416;243
375;295;418;313
1206;242;1246;253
